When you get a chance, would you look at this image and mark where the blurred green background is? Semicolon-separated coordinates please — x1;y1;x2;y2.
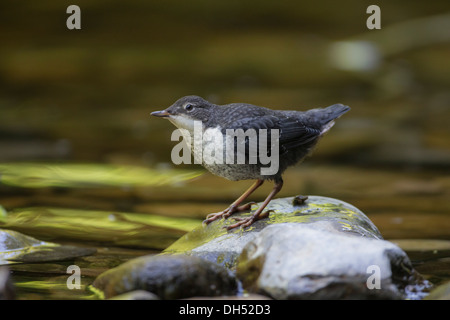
1;0;449;168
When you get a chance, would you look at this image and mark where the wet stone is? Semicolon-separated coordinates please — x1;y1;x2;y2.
162;196;430;299
92;254;238;299
0;229;44;251
0;266;15;300
164;196;383;269
0;229;96;265
236;223;427;299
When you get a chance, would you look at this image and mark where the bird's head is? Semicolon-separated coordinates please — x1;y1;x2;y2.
151;95;213;131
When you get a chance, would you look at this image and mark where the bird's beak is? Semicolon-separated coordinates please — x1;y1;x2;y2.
151;110;171;118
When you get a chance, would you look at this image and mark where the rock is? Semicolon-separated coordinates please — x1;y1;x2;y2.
0;229;44;251
0;266;15;300
110;290;160;300
236;223;425;299
0;229;96;265
164;196;383;269
92;254;238;299
163;196;429;299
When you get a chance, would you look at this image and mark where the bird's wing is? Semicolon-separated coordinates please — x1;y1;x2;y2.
277;117;323;152
223;115;322;155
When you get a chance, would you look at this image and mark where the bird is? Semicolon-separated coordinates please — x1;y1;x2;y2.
151;95;350;230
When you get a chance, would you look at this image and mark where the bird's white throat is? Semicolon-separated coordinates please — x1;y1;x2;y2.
168;114;200;133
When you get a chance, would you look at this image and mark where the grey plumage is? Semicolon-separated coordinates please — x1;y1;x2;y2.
151;95;350;230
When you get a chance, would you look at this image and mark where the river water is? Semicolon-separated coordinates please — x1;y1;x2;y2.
0;163;448;299
0;1;449;299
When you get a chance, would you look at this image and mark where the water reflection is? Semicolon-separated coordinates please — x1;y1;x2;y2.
0;163;202;188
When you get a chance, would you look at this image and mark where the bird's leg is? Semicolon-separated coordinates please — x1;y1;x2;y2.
226;179;283;230
203;179;264;224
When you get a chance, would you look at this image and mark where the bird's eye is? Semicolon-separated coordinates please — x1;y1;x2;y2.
184;103;194;111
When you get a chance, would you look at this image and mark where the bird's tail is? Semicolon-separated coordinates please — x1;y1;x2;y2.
304;103;350;135
317;104;350;123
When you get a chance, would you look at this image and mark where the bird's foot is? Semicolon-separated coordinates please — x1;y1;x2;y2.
203;202;255;225
225;210;272;231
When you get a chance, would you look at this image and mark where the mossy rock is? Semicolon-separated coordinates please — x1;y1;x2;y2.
163;195;382;269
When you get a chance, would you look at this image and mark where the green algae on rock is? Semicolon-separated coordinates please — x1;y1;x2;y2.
163;195;383;268
160;196;430;299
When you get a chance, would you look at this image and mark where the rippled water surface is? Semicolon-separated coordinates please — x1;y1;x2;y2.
0;163;448;299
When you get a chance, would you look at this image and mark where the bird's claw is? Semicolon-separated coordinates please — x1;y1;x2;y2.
224;210;272;231
203;202;256;225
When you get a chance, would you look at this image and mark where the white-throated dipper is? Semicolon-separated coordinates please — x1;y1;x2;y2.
152;96;350;230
